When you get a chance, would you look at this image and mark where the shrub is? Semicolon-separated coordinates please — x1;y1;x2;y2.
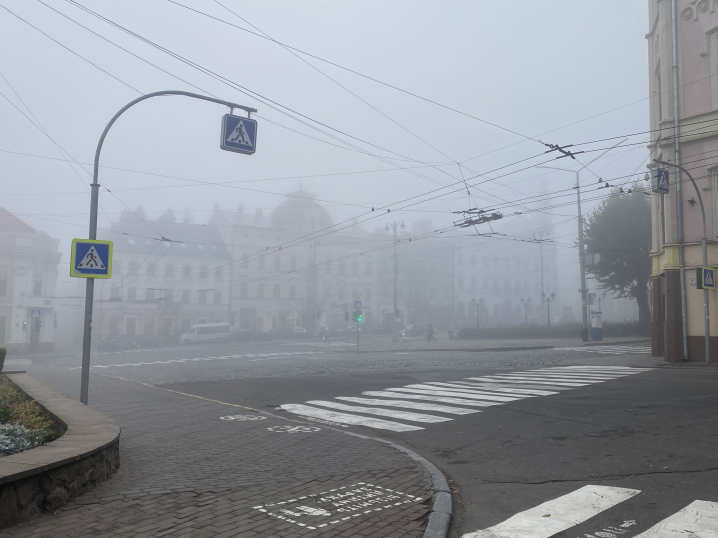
0;423;47;457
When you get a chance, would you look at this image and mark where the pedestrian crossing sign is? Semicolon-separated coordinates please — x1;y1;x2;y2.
70;239;113;279
652;168;670;194
220;114;257;155
697;266;716;290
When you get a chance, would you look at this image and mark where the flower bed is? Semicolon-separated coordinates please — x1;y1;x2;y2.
0;374;62;457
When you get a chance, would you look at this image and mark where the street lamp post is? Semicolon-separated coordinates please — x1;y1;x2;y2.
386;221;405;342
521;297;531;325
655;159;711;363
79;91;256;404
542;292;556;327
470;298;484;330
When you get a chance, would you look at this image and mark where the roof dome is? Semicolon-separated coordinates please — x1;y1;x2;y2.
270;189;332;230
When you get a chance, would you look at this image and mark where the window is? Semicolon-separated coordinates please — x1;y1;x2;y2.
382;284;388;298
308;257;315;271
515;279;520;290
198;290;207;304
339;260;346;275
214;267;223;280
273;284;280;298
458;276;464;288
128;287;137;301
240;283;248;298
257;284;265;299
129;261;138;275
181;290;190;303
524;280;529;290
471;255;476;267
515;260;520;270
483;257;489;269
110;286;120;299
145;288;155;302
365;289;372;303
493;278;498;289
183;264;191;277
325;286;331;299
164;289;172;301
32;274;42;296
290;256;297;270
471;276;476;289
289;285;296;298
338;287;345;300
307;286;315;299
200;265;208;279
325;260;331;274
214;290;222;304
352;261;359;276
258;256;265;269
113;260;121;275
483;277;488;290
458;252;463;265
242;253;249;267
274;256;281;271
147;262;156;276
365;262;372;276
165;263;173;276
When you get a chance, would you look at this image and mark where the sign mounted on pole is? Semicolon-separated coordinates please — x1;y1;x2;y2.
221;114;258;155
70;239;113;279
651;168;670;194
31;310;40;318
697;267;716;290
354;300;362;308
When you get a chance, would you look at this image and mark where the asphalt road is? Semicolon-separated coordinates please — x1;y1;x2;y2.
23;338;718;537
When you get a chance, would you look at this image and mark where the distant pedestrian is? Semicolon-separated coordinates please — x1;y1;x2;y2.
323;327;330;342
427;324;437;342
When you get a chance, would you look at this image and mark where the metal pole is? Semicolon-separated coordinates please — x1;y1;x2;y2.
656;160;710;362
548;299;551;328
80;90;256;404
575;171;590;342
392;224;399;342
672;0;689;360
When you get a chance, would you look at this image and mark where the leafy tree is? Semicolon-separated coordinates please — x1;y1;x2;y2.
583;182;651;326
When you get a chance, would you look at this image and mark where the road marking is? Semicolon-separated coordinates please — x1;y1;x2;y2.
516;371;624;379
632;500;718;538
362;391;500;407
306;400;453;423
472;376;588;387
267;425;321;433
70;351;321;369
336;397;480;415
448;383;558;396
556;346;652;355
387;387;526;402
464;379;573;391
280;404;424;432
220;415;266;421
462;485;640;538
497;375;608;384
420;382;541;397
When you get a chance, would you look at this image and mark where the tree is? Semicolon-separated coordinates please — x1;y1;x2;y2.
583;183;651;326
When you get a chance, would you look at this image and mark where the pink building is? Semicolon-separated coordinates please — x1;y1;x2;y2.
648;0;718;360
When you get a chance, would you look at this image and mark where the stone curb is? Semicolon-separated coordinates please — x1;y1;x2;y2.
0;373;121;528
580;339;650;347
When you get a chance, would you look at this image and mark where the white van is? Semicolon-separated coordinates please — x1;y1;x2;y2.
180;323;231;344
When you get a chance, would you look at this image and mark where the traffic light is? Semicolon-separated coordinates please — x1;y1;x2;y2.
22;320;27;332
356;310;362;322
35;320;42;333
352;310;362;323
351;310;357;322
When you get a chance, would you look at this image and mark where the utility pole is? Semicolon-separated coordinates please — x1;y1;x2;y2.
386;221;405;342
542;292;556;327
521;297;531;325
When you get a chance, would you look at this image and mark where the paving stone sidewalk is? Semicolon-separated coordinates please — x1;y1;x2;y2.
5;368;432;537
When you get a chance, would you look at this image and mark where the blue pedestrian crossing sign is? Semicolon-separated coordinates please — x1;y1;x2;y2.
70;239;113;279
220;114;257;155
698;266;716;290
354;300;362;308
652;168;670;194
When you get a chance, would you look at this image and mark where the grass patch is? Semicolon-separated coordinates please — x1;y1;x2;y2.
0;374;62;456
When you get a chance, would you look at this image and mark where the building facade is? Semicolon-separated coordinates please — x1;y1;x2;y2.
647;0;718;360
0;207;60;350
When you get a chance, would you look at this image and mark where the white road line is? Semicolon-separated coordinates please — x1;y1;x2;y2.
498;375;609;384
554;366;646;372
362;391;501;407
417;382;539;398
388;387;525;402
519;371;626;379
336;397;480;415
486;376;589;387
452;383;559;396
71;351;321;369
464;377;580;388
462;485;640;538
280;404;423;432
632;500;718;538
306;400;453;423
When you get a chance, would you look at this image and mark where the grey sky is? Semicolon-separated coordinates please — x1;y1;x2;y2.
0;1;649;284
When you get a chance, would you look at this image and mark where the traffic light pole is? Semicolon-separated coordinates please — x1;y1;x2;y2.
80;90;256;405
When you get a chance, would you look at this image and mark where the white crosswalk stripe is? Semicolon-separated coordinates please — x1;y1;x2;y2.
463;485;640;538
556;345;652;355
633;500;718;538
279;366;653;433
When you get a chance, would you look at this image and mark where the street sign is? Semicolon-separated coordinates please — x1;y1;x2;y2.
31;310;40;318
651;168;670;194
354;300;362;308
220;114;257;155
698;267;716;290
342;303;347;311
70;239;113;279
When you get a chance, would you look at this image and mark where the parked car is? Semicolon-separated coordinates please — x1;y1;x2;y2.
180;323;231;344
401;323;427;337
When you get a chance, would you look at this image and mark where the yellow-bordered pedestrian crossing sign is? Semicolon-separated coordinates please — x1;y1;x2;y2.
697;266;716;290
70;239;113;279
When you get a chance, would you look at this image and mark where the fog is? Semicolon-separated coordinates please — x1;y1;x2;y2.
0;1;649;349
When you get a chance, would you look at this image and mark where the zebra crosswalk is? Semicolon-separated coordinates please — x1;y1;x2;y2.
279;366;651;433
462;485;718;538
556;345;652;355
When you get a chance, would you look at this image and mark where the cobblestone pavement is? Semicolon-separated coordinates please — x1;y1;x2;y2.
5;368;432;538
